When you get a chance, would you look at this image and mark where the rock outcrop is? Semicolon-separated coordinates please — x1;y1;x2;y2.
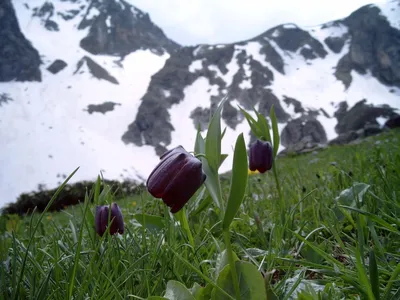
0;0;41;82
335;4;400;88
79;0;180;57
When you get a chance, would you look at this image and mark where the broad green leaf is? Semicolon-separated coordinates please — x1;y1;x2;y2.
190;283;203;297
195;130;222;211
147;297;169;300
164;280;196;300
133;214;165;230
269;105;280;157
205;96;228;172
190;283;214;300
223;133;248;230
335;183;370;207
211;261;267;300
214;249;239;280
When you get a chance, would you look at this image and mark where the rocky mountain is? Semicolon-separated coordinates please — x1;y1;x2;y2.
0;0;399;207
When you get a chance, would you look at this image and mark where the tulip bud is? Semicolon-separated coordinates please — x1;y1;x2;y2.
95;202;124;236
249;139;273;173
147;145;207;213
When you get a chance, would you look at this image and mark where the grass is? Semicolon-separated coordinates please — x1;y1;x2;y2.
0;128;399;300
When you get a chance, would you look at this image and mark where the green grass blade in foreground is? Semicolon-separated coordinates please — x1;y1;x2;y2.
12;167;80;300
223;133;249;230
205;96;228;172
68;190;92;299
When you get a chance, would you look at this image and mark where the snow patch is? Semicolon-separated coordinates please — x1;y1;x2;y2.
376;0;400;30
189;60;203;73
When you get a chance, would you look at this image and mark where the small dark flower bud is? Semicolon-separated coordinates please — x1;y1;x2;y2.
249;139;273;173
147;145;207;213
95;202;124;236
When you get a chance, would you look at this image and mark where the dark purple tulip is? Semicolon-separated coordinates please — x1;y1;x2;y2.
147;145;207;213
249;139;273;173
95;202;124;236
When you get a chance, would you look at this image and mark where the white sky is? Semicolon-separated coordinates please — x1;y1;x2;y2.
130;0;387;45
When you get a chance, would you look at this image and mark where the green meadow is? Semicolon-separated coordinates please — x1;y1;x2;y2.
1;128;399;300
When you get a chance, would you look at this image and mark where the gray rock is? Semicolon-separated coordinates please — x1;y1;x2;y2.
324;35;347;53
190;107;211;131
74;56;119;85
384;115;400;129
329;131;359;145
334;99;397;134
0;93;13;107
281;116;327;150
266;24;328;59
47;59;67;74
0;0;41;82
85;102;121;115
79;0;180;57
283;96;305;113
335;4;400;88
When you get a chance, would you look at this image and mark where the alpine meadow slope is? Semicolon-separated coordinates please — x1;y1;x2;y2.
0;0;400;207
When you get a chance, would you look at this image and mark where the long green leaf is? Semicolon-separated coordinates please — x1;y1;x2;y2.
369;249;380;300
338;205;399;235
238;106;262;138
195;130;222;210
255;111;272;143
223;133;249;230
205;96;228;172
269;105;280;156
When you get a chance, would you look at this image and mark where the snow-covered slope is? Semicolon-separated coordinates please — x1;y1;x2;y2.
1;0;399;207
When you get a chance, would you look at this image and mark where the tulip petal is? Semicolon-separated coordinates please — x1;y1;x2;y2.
147;152;188;198
249;140;273;173
159;145;187;160
162;157;206;213
110;203;124;235
95;206;109;236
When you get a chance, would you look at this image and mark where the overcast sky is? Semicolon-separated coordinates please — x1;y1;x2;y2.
130;0;386;45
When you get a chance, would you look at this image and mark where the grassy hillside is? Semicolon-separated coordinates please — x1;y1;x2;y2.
1;128;399;300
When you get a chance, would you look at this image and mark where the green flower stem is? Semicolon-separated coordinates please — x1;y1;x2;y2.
223;230;241;300
272;164;285;224
176;208;195;249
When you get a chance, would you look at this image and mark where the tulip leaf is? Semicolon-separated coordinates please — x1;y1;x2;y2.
211;261;267;300
134;214;165;231
238;105;262;138
190;283;213;300
219;154;229;168
269;105;280;156
205;96;228;172
195;130;223;211
214;249;239;281
255;110;272;143
164;280;196;300
223;133;248;230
